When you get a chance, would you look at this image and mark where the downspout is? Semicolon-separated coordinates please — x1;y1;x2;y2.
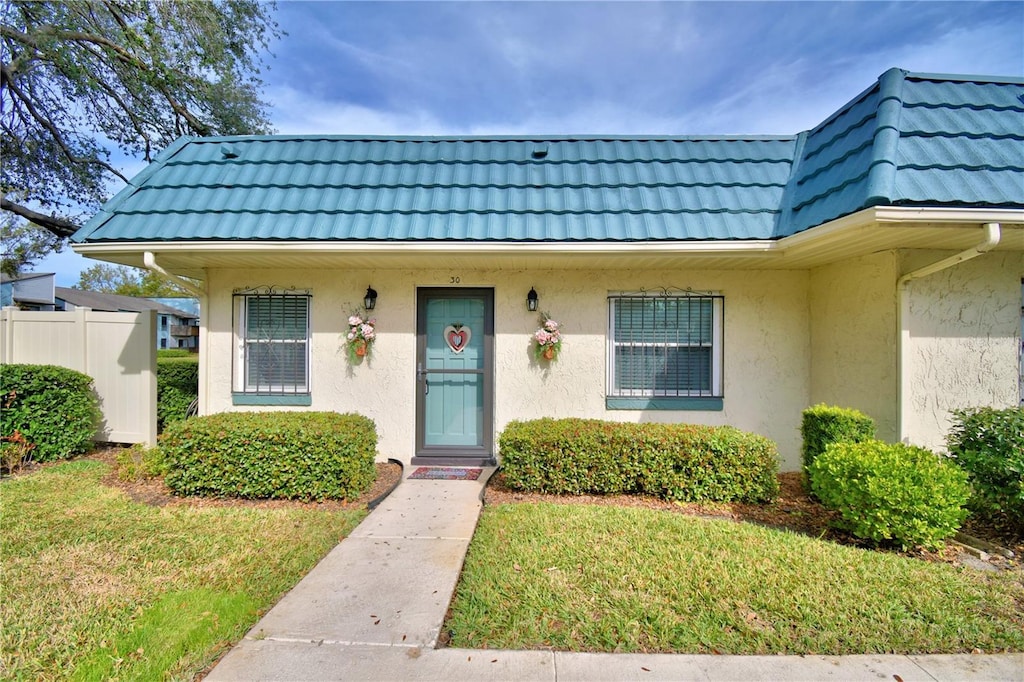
896;222;1001;442
143;251;205;298
144;251;209;416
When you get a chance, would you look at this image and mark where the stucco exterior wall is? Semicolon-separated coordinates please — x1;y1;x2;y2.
809;252;900;441
202;267;811;470
900;250;1022;451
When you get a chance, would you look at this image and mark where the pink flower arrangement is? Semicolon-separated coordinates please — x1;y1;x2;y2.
533;314;562;361
346;313;376;362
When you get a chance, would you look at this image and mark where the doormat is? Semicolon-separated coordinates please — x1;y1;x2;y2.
408;467;483;481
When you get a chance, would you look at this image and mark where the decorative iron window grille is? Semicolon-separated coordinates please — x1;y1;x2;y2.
608;289;724;398
232;286;312;395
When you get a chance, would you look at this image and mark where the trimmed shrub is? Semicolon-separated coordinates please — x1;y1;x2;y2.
947;406;1024;532
161;411;376;501
809;440;970;550
0;364;98;461
157;357;198;431
639;424;780;503
499;418;779;503
800;404;875;472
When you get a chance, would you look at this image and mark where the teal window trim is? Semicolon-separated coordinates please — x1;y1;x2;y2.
606;396;723;411
232;393;312;406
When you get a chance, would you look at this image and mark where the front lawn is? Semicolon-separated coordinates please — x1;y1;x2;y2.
446;503;1024;654
1;459;366;680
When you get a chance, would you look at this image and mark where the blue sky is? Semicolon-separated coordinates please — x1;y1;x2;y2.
41;0;1024;285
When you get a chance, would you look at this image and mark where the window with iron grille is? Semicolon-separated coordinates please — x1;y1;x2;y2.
233;290;311;395
608;293;723;398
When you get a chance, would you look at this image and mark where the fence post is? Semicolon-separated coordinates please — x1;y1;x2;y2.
76;306;90;374
143;310;157;446
1;307;12;363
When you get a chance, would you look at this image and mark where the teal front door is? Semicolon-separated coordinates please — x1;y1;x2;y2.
415;288;495;464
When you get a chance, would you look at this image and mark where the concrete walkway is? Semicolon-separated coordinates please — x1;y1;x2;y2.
207;469;1023;681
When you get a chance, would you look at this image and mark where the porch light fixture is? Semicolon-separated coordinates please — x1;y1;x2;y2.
363;286;378;310
527;287;539;312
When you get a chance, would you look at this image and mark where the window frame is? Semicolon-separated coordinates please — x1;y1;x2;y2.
606;292;724;407
232;288;312;402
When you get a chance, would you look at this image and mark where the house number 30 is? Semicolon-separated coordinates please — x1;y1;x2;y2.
449;276;461;284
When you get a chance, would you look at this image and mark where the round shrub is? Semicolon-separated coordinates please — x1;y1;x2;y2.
0;364;99;461
809;440;970;550
800;404;875;473
161;411;377;501
947;406;1024;532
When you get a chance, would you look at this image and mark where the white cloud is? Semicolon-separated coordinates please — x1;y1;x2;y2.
267;84;465;136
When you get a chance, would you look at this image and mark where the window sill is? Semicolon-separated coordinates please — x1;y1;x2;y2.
232;393;312;406
606;396;723;411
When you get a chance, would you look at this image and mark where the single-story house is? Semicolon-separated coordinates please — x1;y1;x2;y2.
55;288;200;350
71;68;1023;470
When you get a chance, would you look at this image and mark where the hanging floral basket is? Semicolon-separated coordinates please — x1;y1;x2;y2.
533;313;562;362
345;314;376;363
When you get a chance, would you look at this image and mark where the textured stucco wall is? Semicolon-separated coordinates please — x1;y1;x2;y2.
203;267;811;470
809;252;900;442
901;250;1022;451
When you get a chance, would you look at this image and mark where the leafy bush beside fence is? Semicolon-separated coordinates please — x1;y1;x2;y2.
800;404;875;472
157;357;198;430
161;411;377;501
0;364;99;462
947;406;1024;532
500;418;779;503
809;440;970;550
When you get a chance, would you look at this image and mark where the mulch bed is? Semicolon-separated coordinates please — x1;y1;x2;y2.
484;471;1024;571
87;448;403;511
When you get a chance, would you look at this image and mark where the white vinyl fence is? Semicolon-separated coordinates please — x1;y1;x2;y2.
1;306;157;445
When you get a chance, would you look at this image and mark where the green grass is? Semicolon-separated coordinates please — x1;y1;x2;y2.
1;459;366;680
447;503;1024;655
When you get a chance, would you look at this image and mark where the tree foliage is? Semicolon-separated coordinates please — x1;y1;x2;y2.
1;204;63;276
1;0;280;256
76;263;187;297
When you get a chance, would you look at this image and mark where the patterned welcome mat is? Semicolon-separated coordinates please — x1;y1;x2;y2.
408;467;483;481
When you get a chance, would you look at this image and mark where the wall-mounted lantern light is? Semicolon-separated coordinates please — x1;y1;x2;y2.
364;286;378;310
527;287;539;312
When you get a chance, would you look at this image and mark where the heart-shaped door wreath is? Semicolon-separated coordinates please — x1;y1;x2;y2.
443;324;471;353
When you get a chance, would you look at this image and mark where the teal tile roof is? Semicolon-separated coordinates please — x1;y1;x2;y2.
74;68;1023;245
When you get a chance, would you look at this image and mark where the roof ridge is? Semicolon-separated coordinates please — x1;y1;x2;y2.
186;134;799;143
903;71;1024;85
863;67;906;207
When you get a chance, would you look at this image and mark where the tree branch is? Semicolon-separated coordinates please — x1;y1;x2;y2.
1;197;80;239
2;63;129;183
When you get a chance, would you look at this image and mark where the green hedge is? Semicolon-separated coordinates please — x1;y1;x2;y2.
500;418;779;503
809;440;970;550
800;404;875;473
161;411;377;501
157;348;194;359
157;357;198;431
947;406;1024;532
0;364;99;461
